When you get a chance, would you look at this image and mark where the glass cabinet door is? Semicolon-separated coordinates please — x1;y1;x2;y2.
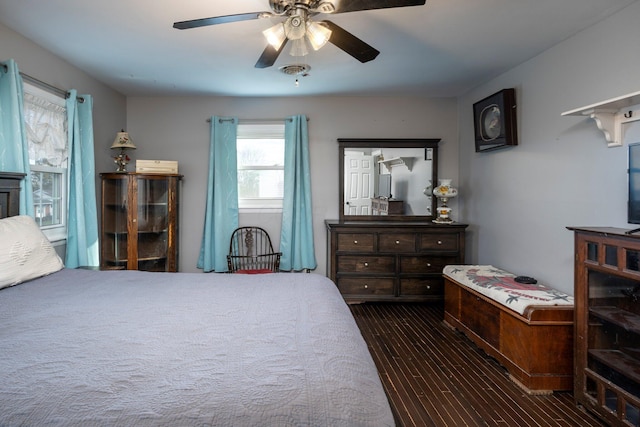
136;177;169;271
575;232;640;426
101;177;129;269
587;268;640;425
101;173;180;272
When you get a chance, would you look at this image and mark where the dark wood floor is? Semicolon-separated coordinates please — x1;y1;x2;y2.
350;302;605;427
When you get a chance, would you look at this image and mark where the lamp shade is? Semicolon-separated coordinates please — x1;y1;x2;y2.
307;21;331;51
263;23;286;49
111;131;136;150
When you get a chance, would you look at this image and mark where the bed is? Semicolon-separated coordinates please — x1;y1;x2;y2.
0;212;394;425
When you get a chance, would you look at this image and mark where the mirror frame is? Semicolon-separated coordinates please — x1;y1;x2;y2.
338;138;440;222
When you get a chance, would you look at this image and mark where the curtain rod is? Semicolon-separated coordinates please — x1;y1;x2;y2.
19;71;84;103
206;117;309;123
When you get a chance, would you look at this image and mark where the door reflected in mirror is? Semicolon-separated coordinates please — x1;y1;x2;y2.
339;139;440;221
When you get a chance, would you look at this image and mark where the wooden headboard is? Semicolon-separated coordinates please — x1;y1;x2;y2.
0;172;25;219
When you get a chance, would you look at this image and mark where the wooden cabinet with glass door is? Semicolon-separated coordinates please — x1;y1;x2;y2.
569;227;640;426
100;173;182;272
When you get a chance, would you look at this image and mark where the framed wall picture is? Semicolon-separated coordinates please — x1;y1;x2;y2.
473;88;518;152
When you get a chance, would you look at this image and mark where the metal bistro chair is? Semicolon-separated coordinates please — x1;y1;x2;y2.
227;226;282;273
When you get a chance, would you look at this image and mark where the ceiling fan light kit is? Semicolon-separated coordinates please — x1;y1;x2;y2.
306;21;331;50
173;0;427;68
263;23;287;49
290;38;309;57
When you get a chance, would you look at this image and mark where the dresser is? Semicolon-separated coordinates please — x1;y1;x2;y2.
100;173;182;272
326;220;467;302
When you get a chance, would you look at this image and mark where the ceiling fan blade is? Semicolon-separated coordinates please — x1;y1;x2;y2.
332;0;426;14
323;21;380;63
255;40;289;69
173;12;271;30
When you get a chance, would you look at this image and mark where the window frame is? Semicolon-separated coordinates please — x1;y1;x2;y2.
22;82;68;243
236;122;285;212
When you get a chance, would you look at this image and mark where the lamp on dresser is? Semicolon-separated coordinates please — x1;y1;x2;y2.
111;130;136;172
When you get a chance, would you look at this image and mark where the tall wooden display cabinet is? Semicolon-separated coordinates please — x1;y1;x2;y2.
100;173;182;272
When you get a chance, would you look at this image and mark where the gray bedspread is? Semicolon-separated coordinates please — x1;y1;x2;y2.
0;269;394;426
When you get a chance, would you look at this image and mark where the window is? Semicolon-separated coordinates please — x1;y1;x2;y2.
23;83;68;242
237;122;285;210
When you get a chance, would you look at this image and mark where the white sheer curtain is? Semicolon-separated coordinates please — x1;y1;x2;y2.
23;91;68;168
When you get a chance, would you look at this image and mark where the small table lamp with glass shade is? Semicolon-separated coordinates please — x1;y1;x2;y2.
432;179;458;224
111;130;136;172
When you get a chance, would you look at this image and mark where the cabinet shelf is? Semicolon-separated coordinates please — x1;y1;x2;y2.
562;90;640;147
103;257;128;263
138;229;168;234
590;306;640;335
589;349;640;385
137;256;167;262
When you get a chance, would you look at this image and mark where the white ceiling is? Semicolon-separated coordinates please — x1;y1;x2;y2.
0;0;636;98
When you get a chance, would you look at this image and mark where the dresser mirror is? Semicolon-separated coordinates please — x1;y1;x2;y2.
338;138;440;221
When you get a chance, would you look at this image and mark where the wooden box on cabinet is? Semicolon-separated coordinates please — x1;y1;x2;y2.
325;220;467;303
100;173;182;272
569;227;640;426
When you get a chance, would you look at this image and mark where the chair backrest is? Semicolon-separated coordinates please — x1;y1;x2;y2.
227;226;281;273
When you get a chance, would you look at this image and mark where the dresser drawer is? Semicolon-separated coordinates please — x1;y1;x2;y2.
378;233;416;253
326;220;467;302
337;255;395;273
419;233;459;251
337;233;375;252
399;256;458;274
337;277;395;296
400;277;443;296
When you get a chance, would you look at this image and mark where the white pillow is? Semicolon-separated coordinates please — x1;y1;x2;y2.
0;215;64;289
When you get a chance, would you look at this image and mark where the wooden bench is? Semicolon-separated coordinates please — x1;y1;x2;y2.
443;265;574;394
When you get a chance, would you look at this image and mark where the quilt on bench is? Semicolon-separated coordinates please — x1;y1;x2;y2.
443;265;573;315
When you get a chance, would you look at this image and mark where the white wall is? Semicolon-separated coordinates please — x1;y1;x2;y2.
458;1;640;295
4;0;638;289
126;96;459;273
0;23;127;259
0;24;127;175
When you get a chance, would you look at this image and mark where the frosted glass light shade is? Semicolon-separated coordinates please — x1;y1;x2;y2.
263;23;286;49
289;38;308;57
307;21;331;50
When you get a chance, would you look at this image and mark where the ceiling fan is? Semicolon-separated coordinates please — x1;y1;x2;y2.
173;0;427;69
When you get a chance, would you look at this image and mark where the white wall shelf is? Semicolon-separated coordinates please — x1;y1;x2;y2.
378;156;413;172
562;90;640;147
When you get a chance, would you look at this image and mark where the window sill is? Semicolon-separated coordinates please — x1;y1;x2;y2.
239;207;283;214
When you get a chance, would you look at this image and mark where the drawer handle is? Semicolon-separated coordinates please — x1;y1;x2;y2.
364;284;368;289
354;240;358;244
437;240;442;245
395;240;400;244
364;262;369;267
427;263;432;267
426;285;431;290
